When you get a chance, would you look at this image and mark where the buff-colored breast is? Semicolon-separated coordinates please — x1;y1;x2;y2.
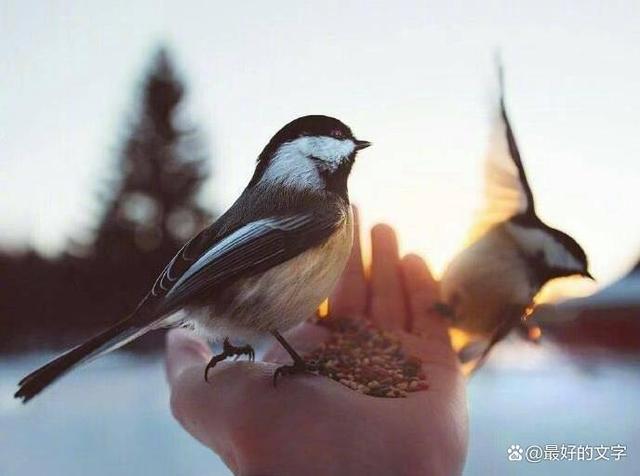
191;208;354;343
440;224;537;337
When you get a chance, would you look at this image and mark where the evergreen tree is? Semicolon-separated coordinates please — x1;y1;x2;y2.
0;47;214;351
90;47;213;323
95;48;210;257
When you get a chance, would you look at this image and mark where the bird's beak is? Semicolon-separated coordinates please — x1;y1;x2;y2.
583;270;596;281
354;139;372;151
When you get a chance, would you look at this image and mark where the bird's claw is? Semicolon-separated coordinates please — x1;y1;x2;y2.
272;359;318;387
204;339;255;382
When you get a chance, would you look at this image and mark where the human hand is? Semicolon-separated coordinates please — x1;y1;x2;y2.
166;210;468;476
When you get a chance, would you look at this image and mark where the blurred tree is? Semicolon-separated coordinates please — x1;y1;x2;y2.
90;47;212;323
0;47;214;352
96;48;209;253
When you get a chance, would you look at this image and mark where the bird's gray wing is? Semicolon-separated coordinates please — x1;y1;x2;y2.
467;66;536;245
155;207;346;313
13;204;345;402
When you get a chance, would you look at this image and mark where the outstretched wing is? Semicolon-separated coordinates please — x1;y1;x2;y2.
154;207;346;314
466;66;536;245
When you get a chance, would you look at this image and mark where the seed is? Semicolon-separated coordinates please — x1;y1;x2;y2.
304;316;430;399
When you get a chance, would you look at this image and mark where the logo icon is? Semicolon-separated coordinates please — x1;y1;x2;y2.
508;444;524;462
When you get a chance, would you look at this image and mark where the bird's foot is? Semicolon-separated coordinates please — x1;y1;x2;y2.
273;358;318;387
204;338;255;382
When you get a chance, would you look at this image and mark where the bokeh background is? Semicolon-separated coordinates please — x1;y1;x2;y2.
1;1;638;475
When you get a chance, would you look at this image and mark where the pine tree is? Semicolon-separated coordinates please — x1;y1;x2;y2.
91;47;212;320
96;48;210;253
0;47;214;351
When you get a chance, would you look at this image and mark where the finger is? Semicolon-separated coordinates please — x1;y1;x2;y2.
165;328;212;388
330;205;367;318
369;224;407;330
400;255;450;344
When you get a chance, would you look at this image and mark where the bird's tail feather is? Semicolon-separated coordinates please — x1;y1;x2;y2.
15;313;155;403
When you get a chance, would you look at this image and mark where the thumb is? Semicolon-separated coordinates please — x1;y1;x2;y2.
165;328;212;387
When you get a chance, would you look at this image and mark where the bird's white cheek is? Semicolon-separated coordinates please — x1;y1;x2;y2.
260;136;355;190
300;136;355;167
544;240;583;271
261;143;322;190
318;138;356;166
507;223;583;272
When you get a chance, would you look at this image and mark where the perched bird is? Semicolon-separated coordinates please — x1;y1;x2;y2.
16;115;371;402
438;68;592;372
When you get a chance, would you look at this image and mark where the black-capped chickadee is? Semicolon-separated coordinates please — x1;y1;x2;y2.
16;115;371;402
439;69;592;372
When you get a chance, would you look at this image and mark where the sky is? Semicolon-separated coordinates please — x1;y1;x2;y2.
1;0;639;287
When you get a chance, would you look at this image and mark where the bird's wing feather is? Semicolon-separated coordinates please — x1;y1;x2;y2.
157;207;345;312
14;199;345;402
466;68;536;245
150;232;209;299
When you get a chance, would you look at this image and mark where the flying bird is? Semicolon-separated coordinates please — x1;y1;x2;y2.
16;115;371;402
438;67;593;372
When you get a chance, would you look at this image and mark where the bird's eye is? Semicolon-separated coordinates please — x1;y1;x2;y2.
332;129;345;139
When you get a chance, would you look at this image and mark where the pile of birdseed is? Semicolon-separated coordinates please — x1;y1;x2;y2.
306;317;429;398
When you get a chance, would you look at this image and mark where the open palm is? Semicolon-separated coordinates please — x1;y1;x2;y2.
166;211;468;475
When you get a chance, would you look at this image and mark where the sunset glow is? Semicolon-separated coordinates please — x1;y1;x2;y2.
1;1;638;297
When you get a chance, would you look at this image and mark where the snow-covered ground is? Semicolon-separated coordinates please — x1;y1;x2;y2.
0;354;230;476
1;348;638;476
